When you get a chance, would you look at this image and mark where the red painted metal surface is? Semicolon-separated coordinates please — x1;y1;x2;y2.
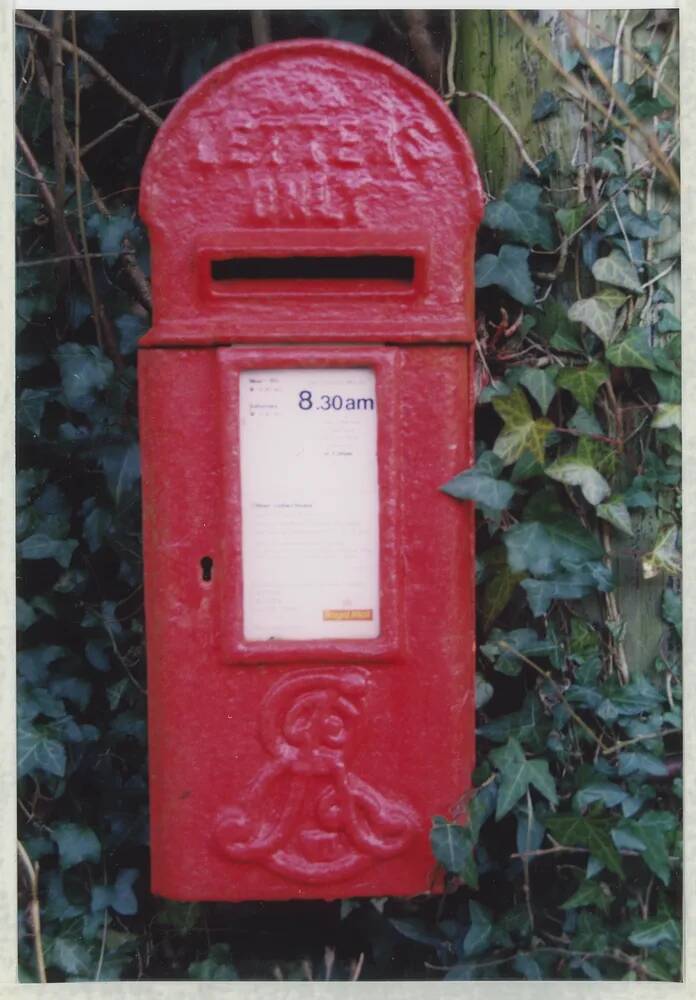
138;39;482;901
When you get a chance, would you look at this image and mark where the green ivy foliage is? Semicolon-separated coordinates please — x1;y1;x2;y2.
16;9;680;983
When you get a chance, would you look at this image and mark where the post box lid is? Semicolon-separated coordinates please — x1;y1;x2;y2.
140;40;484;346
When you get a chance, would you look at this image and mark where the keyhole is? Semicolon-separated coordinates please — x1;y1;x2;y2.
200;556;213;583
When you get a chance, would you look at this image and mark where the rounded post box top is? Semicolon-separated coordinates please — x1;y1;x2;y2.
139;39;484;346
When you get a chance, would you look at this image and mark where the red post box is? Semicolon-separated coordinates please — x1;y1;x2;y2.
138;39;483;901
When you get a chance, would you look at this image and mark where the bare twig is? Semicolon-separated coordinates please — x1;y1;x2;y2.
447;90;541;178
81;99;176;156
564;9;678;105
604;727;681;755
71;14;105;353
95;908;108;980
16;10;163;128
350;953;365;981
497;642;609;752
16;126;124;369
17;251;120;267
446;9;457;99
50;12;70;291
120;238;152;312
601;10;630;131
601;525;630;685
35;53;111;217
404;10;441;89
506;10;679;193
640;260;677;291
34;43;152;318
563;12;680;193
16;27;38;112
611;196;634;262
323;946;335;981
523;788;535;931
17;841;47;984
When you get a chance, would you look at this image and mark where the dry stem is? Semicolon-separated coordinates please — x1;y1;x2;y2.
17;841;47;984
16;11;162;128
404;10;442;89
506;10;679;193
447;90;541;178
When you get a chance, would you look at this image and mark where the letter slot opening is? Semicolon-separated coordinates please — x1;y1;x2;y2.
209;254;416;293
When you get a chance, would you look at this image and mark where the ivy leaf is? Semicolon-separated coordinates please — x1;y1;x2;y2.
658;309;680;333
55;343;114;412
188;943;239;981
481;628;554;675
462;902;493;957
628;917;681;949
504;516;603;576
430;817;477;887
17;721;66;778
569;406;603;436
592;150;623;175
492;388;553;465
617;752;668;778
481;564;525;632
440;451;516;510
652;403;681;430
490;738;558;820
475;244;535;305
643;525;681;578
545;455;610;505
532;90;559;121
560;881;613;913
662;588;682;637
50;677;92;711
573;782;628;812
521;566;611;616
624;811;676;886
17;597;37;631
650;370;680;402
115;313;148;355
597;497;633;535
516;366;557;414
91;869;139;916
50;937;93;977
546;815;623;877
18;645;67;684
606;327;657;370
567;298;617;347
17;533;78;569
51;823;102;869
18;388;53;437
483;183;554;249
556;363;608;411
98;442;141;505
555;202;588;237
592;249;643;292
535;300;582;352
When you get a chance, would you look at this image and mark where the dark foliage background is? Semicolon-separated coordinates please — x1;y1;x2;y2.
16;9;681;982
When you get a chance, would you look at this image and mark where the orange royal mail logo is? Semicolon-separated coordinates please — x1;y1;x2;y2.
322;609;374;621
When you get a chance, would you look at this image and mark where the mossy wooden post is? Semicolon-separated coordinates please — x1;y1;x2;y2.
454;11;558;195
454;10;678;676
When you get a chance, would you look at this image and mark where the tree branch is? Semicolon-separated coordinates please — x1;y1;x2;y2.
404;10;442;89
449;90;541;178
50;12;70;291
16;10;163;129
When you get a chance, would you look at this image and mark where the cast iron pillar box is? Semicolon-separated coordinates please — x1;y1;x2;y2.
138;39;483;901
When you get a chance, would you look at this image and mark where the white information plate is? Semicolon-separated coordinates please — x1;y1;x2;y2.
239;368;380;641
